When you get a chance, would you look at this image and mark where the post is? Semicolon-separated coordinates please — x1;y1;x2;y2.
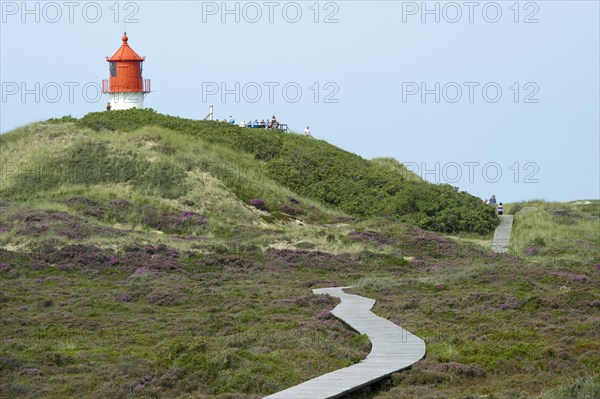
205;105;214;121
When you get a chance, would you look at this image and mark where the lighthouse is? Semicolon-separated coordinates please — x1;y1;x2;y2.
102;33;150;110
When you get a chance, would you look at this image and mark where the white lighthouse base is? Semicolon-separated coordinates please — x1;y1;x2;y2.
109;92;145;110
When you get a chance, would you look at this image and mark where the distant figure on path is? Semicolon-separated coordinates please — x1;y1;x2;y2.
271;115;279;129
498;203;504;215
228;115;235;124
489;195;497;205
106;102;111;111
304;125;312;137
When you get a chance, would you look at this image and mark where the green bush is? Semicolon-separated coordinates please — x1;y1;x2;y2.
46;115;78;124
532;236;547;247
76;109;499;233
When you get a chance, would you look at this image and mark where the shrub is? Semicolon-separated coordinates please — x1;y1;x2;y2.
118;244;182;271
46;115;78;124
141;206;207;234
437;362;486;378
548;271;591;282
179;210;207;224
41;244;110;268
41;299;53;307
280;205;305;216
526;246;538;256
0;355;22;370
118;292;136;303
201;255;260;270
249;198;266;210
348;230;395;245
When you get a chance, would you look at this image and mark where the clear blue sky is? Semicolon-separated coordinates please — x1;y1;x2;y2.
1;1;599;202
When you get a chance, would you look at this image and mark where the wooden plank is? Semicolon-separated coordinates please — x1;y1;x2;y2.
492;215;514;253
264;287;426;399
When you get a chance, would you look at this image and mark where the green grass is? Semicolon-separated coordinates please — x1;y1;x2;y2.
0;115;598;398
538;376;600;399
508;200;599;267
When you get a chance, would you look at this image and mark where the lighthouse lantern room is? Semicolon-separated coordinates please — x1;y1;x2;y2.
102;33;150;110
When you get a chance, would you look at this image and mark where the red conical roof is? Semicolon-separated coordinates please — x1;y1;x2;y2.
107;33;145;62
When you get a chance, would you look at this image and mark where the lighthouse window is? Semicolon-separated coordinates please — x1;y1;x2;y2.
140;63;143;75
109;62;117;77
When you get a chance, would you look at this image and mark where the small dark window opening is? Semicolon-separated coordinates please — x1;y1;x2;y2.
140;62;143;76
109;62;117;77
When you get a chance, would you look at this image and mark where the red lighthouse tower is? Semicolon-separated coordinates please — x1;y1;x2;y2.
102;33;150;110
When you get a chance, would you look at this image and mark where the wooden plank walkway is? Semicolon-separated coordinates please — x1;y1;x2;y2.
264;287;426;399
492;215;514;253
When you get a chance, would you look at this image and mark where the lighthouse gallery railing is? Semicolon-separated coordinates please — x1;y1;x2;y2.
102;79;151;93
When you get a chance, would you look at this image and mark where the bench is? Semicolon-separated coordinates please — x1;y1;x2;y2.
241;123;289;132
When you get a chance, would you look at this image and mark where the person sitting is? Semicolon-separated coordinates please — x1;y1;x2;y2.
246;120;253;128
240;120;246;127
304;125;312;137
260;119;266;128
253;119;260;128
106;102;111;111
228;115;235;124
498;203;504;215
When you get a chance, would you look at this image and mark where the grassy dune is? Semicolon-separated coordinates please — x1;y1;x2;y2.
508;200;599;267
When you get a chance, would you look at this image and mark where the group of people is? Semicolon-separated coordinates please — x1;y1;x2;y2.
221;115;280;129
486;194;503;215
221;115;313;137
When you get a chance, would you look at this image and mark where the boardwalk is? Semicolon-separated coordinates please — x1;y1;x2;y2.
264;287;426;399
492;215;514;253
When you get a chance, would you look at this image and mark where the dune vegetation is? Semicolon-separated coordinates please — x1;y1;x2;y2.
0;112;597;398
